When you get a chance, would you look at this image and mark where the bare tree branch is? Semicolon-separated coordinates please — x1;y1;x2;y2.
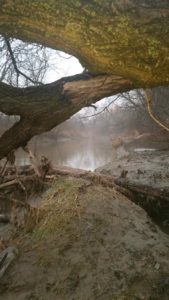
0;73;135;159
4;37;43;86
80;95;121;119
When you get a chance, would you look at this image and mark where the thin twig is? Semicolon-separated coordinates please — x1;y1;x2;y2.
80;94;120;119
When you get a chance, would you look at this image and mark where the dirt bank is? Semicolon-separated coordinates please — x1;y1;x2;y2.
0;176;169;300
97;134;169;234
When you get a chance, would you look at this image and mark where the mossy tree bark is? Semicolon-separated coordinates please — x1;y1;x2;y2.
0;1;169;159
0;0;169;85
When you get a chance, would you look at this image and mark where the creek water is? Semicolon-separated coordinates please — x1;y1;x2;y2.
14;137;113;171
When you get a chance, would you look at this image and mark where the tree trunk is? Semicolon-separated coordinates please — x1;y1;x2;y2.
0;1;169;86
0;73;135;159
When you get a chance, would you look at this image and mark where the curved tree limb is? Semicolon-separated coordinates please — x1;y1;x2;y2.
0;1;169;86
144;89;169;133
0;73;135;160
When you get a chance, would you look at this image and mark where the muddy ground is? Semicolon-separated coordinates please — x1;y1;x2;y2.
0;132;169;300
97;149;169;189
97;133;169;234
0;175;169;300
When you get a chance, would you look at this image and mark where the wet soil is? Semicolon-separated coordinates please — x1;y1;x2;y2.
0;177;169;300
97;133;169;235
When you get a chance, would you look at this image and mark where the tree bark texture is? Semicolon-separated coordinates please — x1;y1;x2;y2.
0;0;169;86
0;73;135;159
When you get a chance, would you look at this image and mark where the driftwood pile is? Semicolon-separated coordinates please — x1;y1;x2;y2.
0;155;169;211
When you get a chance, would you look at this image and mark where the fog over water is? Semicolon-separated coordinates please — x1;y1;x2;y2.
14;136;113;171
0;47;122;171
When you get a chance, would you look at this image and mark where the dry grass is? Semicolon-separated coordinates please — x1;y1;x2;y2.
32;178;85;241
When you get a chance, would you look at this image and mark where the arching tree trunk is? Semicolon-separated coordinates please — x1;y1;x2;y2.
0;0;169;86
0;73;135;159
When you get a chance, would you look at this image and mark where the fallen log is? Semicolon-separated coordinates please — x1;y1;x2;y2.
0;179;18;189
0;165;132;199
50;166;132;198
2;165;168;203
51;166;117;186
114;178;169;202
0;174;42;194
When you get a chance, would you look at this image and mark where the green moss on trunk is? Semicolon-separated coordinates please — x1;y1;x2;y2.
0;0;169;86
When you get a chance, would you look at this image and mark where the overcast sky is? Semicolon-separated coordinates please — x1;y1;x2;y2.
45;51;83;83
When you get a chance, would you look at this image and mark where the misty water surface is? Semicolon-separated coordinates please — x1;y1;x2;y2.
14;137;113;171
